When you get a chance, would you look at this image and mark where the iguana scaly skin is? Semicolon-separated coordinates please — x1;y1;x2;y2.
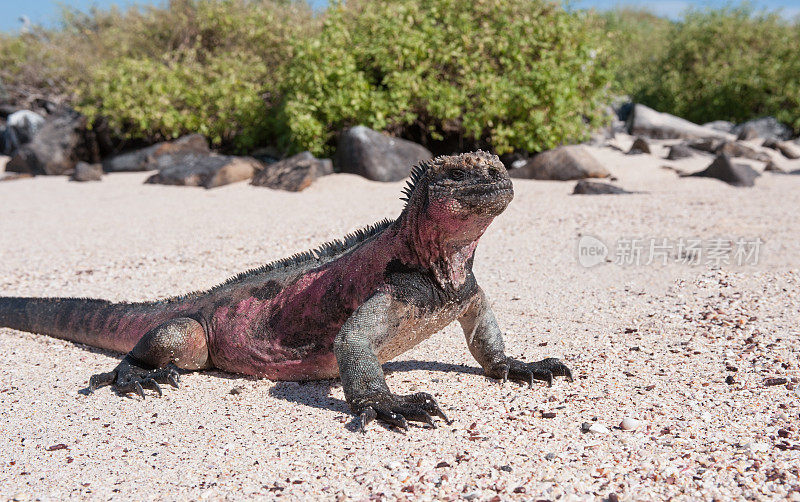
0;151;571;430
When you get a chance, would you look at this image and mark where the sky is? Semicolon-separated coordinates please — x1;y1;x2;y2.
1;0;798;32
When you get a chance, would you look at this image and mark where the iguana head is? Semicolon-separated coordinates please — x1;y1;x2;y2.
402;151;514;221
399;151;514;285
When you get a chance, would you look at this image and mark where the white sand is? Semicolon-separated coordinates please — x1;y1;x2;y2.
1;139;799;500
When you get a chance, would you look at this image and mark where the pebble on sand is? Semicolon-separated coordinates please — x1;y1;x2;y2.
582;423;610;434
619;417;640;431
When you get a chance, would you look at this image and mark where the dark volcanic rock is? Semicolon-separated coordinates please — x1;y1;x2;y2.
736;126;760;141
250;151;332;192
687;138;722;153
733;117;793;141
6;111;89;175
687;154;760;187
626;104;731;140
715;141;771;162
335;126;431;182
627;137;651;155
70;161;103;182
2;110;45;154
666;144;694;160
764;160;786;173
508;145;610;181
103;134;210;172
145;153;262;188
572;180;633;195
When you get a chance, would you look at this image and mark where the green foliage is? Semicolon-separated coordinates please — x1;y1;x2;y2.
618;5;800;131
79;52;271;150
276;0;615;156
598;8;672;97
3;0;798;154
1;0;313;151
74;0;313;151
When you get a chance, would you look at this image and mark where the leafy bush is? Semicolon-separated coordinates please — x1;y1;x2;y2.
626;5;800;131
598;8;672;97
1;1;313;151
276;0;614;156
75;0;314;151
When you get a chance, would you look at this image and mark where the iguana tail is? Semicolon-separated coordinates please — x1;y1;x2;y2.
0;296;172;353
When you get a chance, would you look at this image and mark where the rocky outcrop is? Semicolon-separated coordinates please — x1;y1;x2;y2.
6;111;90;175
627;137;651;155
1;110;45;155
716;141;771;162
762;138;800;160
70;161;103;182
687;154;760;187
335;126;431;182
733;117;793;142
103;134;210;172
145;153;262;188
572;180;633;195
627;104;733;141
687;138;722;153
250;152;332;192
764;160;786;173
508;145;610;181
666;144;694;160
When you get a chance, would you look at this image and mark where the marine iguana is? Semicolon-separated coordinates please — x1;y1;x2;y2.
0;151;572;430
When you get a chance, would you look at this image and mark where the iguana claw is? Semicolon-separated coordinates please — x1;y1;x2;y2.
88;356;181;399
355;391;450;432
494;357;573;388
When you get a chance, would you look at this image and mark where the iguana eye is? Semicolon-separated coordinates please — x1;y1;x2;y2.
449;169;466;181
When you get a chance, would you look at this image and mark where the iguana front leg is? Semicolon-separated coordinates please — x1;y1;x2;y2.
334;292;450;431
89;317;210;398
459;288;573;387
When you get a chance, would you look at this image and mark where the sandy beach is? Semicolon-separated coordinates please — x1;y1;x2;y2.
1;139;799;500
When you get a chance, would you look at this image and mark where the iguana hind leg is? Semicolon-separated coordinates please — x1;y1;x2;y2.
89;317;210;398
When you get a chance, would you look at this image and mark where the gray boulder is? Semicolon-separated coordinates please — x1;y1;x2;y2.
572;180;633;195
627;137;651;155
715;141;771;162
687;138;722;153
250;151;332;192
2;109;45;154
764;160;786;173
103;134;209;172
666;144;694;160
703;120;736;134
627;104;733;140
508;145;610;181
733;117;792;141
762;138;800;160
687;154;760;187
6;111;88;175
70;161;103;182
335;126;431;182
145;153;262;188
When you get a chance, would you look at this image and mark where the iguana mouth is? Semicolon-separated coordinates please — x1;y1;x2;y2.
455;180;514;198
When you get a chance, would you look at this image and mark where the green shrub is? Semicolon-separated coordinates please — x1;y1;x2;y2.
276;0;614;156
74;0;314;151
1;1;314;152
628;5;800;131
598;8;672;97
